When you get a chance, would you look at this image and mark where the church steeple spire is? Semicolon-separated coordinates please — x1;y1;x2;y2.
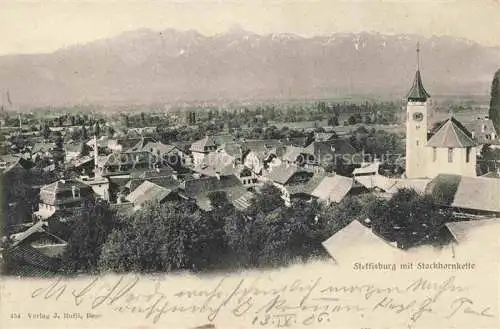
416;41;421;71
407;42;430;102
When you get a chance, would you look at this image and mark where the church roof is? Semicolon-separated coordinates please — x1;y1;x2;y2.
407;70;430;102
427;117;476;148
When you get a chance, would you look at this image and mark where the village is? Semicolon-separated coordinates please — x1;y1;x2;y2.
1;48;500;276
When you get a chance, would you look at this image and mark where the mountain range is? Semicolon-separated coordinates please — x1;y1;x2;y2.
1;28;499;108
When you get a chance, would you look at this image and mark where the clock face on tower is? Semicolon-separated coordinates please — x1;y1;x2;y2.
413;112;424;122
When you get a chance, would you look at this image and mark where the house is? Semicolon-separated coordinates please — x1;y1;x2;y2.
263;163;316;206
77;175;110;201
126;136;157;152
355;174;430;195
425;174;500;216
123;168;180;195
3;221;67;276
142;141;186;168
64;141;85;163
243;149;281;175
322;220;401;264
97;151;153;177
190;136;218;165
30;142;56;161
444;219;500;258
353;161;381;177
242;142;283;175
219;142;244;163
193;149;259;187
3;244;63;277
125;181;179;210
0;154;32;173
282;146;306;166
465;117;498;145
301;140;357;172
68;155;95;176
451;176;500;215
178;175;246;211
34;179;95;220
10;221;67;256
283;171;327;205
85;135;108;151
352;162;381;189
107;137;152;153
232;191;256;211
281;140;357;173
311;174;354;204
445;219;500;245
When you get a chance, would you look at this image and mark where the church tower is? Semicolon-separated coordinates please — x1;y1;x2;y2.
405;43;431;178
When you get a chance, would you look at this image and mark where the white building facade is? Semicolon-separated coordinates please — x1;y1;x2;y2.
405;47;477;179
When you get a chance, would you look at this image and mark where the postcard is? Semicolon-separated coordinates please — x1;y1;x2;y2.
1;0;500;328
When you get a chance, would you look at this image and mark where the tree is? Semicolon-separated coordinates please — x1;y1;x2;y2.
347;115;358;125
99;200;226;273
81;124;88;140
105;125;114;137
94;122;101;137
61;200;117;274
369;189;451;248
41;121;50;139
328;115;339;126
246;183;284;215
223;210;270;268
489;70;500;132
259;200;324;266
52;131;65;164
122;114;130;128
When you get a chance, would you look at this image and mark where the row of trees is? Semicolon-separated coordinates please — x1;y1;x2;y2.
54;184;451;275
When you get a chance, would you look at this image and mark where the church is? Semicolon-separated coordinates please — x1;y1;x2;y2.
404;46;478;179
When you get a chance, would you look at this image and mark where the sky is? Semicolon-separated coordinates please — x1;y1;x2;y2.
1;0;500;55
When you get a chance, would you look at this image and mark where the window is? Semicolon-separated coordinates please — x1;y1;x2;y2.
433;147;437;162
448;148;453;163
416;140;419;146
466;147;471;163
